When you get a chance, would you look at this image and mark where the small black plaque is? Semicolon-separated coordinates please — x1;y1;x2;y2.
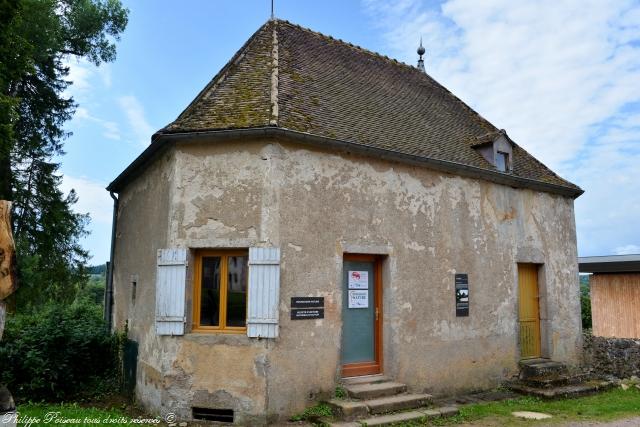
291;308;324;320
455;273;469;317
291;297;324;308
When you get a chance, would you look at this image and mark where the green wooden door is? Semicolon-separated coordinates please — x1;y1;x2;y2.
341;258;381;377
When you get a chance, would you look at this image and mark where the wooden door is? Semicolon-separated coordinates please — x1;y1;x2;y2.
341;254;382;377
518;264;541;359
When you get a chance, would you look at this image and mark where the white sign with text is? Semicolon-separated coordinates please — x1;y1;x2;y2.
348;270;368;289
348;289;369;308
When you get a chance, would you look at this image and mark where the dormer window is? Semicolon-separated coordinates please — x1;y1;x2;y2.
472;129;514;173
496;151;509;172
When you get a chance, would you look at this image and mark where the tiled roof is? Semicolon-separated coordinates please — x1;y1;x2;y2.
158;19;580;193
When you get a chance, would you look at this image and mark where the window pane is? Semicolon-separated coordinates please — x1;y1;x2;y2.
496;152;508;172
226;256;248;327
200;257;221;326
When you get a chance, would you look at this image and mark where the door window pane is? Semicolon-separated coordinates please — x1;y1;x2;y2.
200;257;221;326
226;256;248;327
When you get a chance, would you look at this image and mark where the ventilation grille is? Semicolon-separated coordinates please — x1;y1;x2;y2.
192;407;234;423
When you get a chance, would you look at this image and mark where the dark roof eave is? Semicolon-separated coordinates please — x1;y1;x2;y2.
578;255;640;274
107;127;584;199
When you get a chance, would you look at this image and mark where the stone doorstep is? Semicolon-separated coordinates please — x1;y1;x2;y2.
509;380;614;399
523;374;572;388
345;382;407;400
519;360;568;379
366;393;432;415
341;375;391;386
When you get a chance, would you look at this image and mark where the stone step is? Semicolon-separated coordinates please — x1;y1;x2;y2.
328;399;369;421
523;374;573;388
334;406;459;427
365;393;432;415
509;380;614;399
519;359;568;379
341;375;390;386
345;381;407;399
354;410;426;426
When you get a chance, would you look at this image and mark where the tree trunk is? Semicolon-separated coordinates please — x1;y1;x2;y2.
0;200;16;302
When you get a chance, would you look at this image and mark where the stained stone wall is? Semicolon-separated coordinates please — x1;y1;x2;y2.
584;331;640;378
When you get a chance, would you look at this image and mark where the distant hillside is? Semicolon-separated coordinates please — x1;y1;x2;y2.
86;264;107;275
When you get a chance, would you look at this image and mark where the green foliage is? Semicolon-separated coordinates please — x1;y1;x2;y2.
0;300;118;402
290;402;333;422
76;269;106;306
580;274;592;330
86;264;107;275
0;0;128;309
334;385;347;399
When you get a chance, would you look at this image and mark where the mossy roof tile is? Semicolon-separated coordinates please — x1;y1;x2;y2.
156;19;579;192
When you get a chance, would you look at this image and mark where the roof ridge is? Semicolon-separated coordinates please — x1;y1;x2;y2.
269;21;279;126
274;18;419;73
274;19;496;134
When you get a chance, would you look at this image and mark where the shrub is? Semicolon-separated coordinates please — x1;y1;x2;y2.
0;299;118;402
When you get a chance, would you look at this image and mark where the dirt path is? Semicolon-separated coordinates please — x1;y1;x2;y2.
460;416;640;427
558;417;640;426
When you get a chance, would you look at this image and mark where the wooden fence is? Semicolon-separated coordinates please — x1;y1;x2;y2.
591;273;640;338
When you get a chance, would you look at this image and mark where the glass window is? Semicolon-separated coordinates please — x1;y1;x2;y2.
496;151;509;172
226;256;248;327
194;251;248;332
199;257;221;326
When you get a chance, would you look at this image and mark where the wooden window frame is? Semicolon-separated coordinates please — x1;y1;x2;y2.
192;249;248;334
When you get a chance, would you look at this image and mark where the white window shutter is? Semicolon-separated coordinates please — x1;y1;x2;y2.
156;248;187;336
247;247;280;338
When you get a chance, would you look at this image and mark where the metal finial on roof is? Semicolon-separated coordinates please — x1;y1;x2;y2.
271;0;274;19
417;37;426;72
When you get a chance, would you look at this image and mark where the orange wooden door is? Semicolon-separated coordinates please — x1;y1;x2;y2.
518;264;541;359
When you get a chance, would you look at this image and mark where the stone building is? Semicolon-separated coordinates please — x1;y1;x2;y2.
106;19;584;425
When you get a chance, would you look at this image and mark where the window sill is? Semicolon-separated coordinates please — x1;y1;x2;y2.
191;327;247;335
184;331;254;346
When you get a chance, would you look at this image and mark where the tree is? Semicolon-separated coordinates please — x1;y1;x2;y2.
0;0;128;308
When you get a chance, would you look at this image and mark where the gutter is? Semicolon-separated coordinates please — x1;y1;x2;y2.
105;191;118;331
107;127;584;199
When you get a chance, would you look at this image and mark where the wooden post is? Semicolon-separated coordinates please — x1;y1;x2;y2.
0;200;16;339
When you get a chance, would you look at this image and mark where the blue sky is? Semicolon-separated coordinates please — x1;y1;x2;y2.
60;0;640;264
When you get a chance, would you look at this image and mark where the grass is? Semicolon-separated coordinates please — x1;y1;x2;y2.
429;387;640;426
290;402;334;423
334;386;347;399
14;402;164;426
363;387;640;426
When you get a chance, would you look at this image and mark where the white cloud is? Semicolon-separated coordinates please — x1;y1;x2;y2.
614;245;640;255
97;63;112;88
118;95;155;147
60;175;113;225
65;58;94;94
74;107;121;140
363;0;640;256
60;174;114;263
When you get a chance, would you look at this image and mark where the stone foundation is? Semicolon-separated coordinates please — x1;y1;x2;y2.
583;331;640;378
